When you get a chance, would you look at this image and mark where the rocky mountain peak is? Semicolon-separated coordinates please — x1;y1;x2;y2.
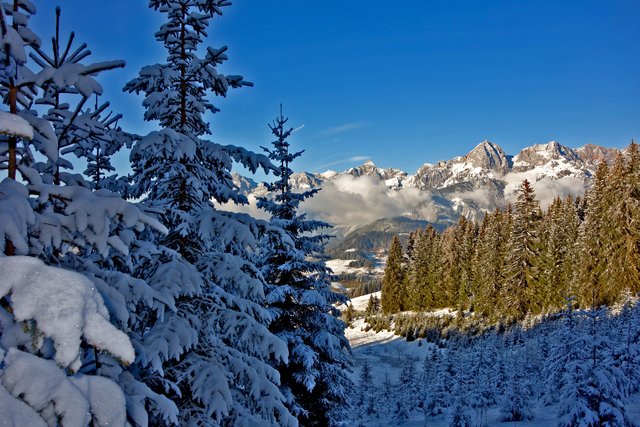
290;171;322;189
513;141;580;172
236;140;620;231
232;172;258;194
464;140;511;173
575;144;621;167
346;159;406;182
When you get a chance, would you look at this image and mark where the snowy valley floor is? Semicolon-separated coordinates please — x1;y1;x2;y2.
343;295;640;426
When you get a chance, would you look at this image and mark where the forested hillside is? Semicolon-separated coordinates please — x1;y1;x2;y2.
348;300;640;426
380;143;640;325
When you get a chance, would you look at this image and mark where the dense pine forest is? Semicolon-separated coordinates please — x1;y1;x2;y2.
380;143;640;326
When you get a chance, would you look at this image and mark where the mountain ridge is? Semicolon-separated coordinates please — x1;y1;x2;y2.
236;140;621;204
233;140;624;243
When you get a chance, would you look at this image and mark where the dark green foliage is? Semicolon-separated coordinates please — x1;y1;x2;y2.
379;146;640;323
502;179;543;319
381;236;406;314
365;294;381;317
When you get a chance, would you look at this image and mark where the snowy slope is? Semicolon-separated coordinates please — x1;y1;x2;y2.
343;293;640;426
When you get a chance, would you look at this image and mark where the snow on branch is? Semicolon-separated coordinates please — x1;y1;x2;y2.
0;256;135;371
0;111;33;139
1;348;127;426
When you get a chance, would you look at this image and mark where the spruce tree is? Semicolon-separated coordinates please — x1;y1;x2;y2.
498;349;533;422
0;4;176;424
503;180;542;319
472;209;507;320
125;2;294;425
556;308;632;426
257;108;352;426
537;196;578;311
381;235;406;314
365;293;380;317
601;146;640;299
574;162;611;307
406;227;432;310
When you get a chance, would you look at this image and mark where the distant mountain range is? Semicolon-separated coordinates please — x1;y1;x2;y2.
233;140;622;260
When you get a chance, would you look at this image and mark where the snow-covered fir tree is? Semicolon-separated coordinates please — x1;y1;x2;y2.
556;307;632;427
503;179;542;319
0;3;175;425
124;2;295;425
395;356;418;421
356;359;375;418
498;347;534;422
257;108;352;426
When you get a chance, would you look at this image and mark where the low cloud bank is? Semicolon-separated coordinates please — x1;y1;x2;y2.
224;172;589;227
224;175;442;227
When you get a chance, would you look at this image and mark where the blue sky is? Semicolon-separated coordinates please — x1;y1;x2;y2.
32;0;640;175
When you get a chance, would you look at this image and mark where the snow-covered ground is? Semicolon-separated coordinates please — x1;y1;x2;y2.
343;293;640;426
326;258;386;276
346;316;426;383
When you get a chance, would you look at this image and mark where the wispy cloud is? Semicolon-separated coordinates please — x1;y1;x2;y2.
292;124;305;133
317;155;371;170
322;122;364;135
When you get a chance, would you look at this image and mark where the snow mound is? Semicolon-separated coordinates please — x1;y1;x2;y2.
0;256;135;371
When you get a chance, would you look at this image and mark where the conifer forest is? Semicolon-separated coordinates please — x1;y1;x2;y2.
1;1;639;426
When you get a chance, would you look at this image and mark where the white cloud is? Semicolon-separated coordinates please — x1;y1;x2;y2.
449;188;501;211
302;175;443;226
223;175;444;227
221;194;271;220
223;170;589;229
502;171;587;208
322;122;364;135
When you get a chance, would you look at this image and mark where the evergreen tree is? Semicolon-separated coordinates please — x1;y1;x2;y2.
574;162;612;307
469;340;496;426
543;297;578;406
537;196;579;312
381;235;406;314
503;180;542;319
406;227;431;310
356;359;375;417
440;226;461;309
498;350;534;422
556;308;632;427
257;109;352;426
0;4;175;424
365;293;381;317
448;348;473;427
396;356;418;419
472;209;507;320
601;147;640;299
125;2;295;425
612;299;640;396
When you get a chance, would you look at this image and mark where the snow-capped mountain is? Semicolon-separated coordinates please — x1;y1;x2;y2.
233;140;621;240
